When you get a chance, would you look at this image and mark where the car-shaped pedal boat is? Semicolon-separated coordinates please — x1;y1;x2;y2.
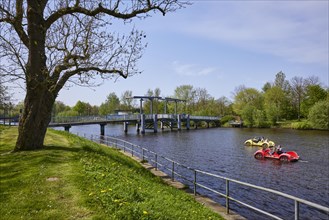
244;137;275;148
254;148;299;162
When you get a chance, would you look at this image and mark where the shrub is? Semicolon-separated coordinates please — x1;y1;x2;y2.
308;100;329;130
220;115;235;125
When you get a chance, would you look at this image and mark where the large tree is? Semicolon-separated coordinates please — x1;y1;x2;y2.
263;86;286;125
99;92;120;115
173;84;195;114
232;87;263;115
0;0;187;151
290;76;306;120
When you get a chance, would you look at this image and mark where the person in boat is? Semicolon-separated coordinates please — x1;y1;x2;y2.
269;145;275;155
277;145;283;155
252;137;259;143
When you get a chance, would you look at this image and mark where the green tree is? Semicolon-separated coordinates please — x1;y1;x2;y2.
142;88;162;114
264;86;286;125
89;105;99;116
241;104;256;127
99;93;120;115
174;85;195;114
301;85;327;117
1;0;186;151
53;101;70;116
233;87;263;115
274;71;290;92
262;82;272;93
253;109;268;128
57;110;79;117
216;96;233;116
194;87;211;115
72;101;92;115
0;82;9;115
308;99;329;130
120;90;134;111
265;103;280;125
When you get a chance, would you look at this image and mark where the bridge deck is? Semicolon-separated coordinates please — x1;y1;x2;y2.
49;114;220;127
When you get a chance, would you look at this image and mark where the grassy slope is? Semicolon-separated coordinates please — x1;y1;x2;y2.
0;126;223;220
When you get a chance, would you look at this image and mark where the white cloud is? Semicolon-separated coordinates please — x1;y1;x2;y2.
172;61;217;76
178;1;328;65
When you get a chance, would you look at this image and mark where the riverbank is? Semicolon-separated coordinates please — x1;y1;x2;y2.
0;126;224;219
222;119;328;130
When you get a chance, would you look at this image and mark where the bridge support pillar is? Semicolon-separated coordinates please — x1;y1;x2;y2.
100;123;106;136
136;123;140;133
64;125;71;132
153;114;158;133
161;121;164;130
207;122;210;128
169;122;173;130
186;114;190;130
177;114;182;131
140;114;145;134
124;122;128;133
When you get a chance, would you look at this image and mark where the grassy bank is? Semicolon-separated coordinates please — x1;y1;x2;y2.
0;126;223;220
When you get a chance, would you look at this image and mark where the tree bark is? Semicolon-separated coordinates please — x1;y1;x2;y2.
15;87;55;151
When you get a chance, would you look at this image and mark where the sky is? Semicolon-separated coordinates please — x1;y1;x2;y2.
11;0;329;106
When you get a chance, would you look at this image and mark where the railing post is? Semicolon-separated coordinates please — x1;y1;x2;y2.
142;148;145;161
155;154;158;170
194;170;197;195
171;161;175;181
295;200;299;220
123;142;125;152
132;145;134;157
226;179;230;214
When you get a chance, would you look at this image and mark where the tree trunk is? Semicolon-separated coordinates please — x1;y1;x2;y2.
14;0;54;151
15;86;55;151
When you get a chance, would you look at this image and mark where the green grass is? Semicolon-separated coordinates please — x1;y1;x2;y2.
0;126;223;220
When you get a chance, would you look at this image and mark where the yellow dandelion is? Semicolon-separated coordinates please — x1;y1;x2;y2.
88;192;93;196
114;199;120;203
101;190;107;193
143;211;148;215
101;173;105;177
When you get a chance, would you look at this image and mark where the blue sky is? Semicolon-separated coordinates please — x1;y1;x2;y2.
12;1;329;106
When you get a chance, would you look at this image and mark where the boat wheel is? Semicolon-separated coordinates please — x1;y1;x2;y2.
280;156;289;162
254;153;264;160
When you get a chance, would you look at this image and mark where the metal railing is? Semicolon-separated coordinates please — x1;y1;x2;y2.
80;133;329;220
106;114;140;121
189;115;219;120
51;114;220;124
51;115;107;123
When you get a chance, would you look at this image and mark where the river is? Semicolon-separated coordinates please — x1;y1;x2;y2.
55;124;329;219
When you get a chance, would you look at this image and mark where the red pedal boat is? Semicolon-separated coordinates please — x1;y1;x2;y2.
254;147;299;162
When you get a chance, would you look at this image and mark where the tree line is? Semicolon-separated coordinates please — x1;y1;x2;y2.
2;72;327;130
232;72;328;130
